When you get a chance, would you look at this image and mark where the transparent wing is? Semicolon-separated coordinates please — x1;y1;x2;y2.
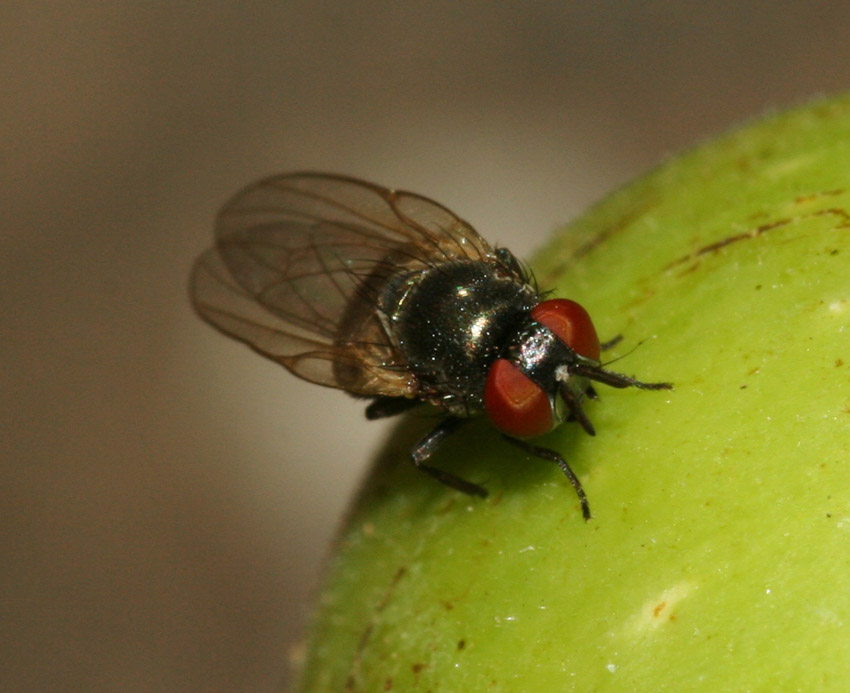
189;172;497;397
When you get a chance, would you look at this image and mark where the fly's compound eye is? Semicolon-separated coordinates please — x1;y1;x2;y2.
484;358;555;438
531;299;600;361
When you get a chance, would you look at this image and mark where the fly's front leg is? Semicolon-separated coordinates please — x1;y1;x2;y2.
600;334;623;351
410;417;488;498
503;436;592;520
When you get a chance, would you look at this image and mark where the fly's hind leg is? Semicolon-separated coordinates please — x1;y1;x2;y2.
365;396;421;420
410;417;488;498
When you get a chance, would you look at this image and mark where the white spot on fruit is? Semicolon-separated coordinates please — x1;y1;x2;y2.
626;581;696;633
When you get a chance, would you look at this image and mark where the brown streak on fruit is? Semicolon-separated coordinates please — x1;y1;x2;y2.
812;207;850;227
538;197;658;285
665;205;850;273
573;204;650;259
345;566;409;690
794;189;845;204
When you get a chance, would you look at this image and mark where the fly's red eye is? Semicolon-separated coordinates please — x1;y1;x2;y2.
484;358;554;438
531;299;600;361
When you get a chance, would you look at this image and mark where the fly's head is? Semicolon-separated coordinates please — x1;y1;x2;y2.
483;299;671;439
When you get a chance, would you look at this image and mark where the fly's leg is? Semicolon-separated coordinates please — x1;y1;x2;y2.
574;364;673;391
365;396;421;420
367;401;487;497
503;436;592;521
410;417;488;498
600;334;623;351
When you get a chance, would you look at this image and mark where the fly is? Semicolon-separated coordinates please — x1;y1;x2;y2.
190;173;672;519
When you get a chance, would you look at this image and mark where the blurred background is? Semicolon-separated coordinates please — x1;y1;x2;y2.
3;2;850;690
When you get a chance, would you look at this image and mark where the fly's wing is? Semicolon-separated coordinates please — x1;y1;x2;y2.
190;172;497;397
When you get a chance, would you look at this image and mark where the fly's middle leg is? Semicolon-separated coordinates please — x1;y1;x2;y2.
410;417;488;498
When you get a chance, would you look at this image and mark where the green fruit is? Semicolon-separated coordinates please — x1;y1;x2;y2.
297;95;850;691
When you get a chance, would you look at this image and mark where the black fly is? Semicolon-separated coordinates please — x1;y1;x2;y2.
190;173;671;519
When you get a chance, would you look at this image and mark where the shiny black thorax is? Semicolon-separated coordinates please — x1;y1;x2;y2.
379;257;539;414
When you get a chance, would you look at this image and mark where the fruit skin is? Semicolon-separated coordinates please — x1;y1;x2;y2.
297;95;850;691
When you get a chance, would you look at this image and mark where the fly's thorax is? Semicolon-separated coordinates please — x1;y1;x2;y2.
382;259;538;412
